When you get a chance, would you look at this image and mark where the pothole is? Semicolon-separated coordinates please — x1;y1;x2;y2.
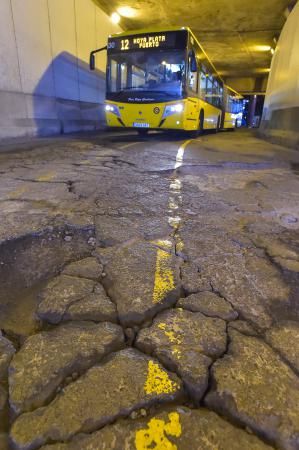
0;225;95;338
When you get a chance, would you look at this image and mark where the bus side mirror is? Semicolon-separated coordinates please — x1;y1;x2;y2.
90;53;95;71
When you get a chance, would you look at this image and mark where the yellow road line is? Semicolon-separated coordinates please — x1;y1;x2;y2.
174;139;193;169
152;139;193;305
135;412;181;449
152;249;175;304
144;361;179;395
119;142;140;150
8;185;28;199
36;171;56;182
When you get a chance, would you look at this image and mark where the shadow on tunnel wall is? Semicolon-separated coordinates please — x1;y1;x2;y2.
32;52;106;137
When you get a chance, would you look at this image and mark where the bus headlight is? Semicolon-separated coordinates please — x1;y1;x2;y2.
105;104;120;117
163;103;184;118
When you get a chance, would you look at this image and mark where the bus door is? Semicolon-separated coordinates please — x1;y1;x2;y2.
219;84;226;129
186;50;200;124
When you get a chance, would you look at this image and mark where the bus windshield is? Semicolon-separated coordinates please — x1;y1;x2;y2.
107;50;186;101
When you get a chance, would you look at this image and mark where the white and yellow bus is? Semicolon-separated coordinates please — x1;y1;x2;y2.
90;26;243;136
223;86;243;130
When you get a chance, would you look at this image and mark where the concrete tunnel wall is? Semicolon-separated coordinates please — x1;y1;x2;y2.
0;0;122;140
260;1;299;148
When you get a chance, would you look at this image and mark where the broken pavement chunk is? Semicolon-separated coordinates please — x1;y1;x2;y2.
9;321;124;415
10;349;183;450
177;291;238;321
136;308;227;402
205;329;299;450
37;275;95;324
62;257;103;280
39;406;274;450
103;241;181;326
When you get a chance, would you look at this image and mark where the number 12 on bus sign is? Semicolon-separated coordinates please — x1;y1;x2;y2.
121;39;129;50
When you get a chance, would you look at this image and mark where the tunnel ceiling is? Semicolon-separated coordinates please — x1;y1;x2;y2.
96;0;293;78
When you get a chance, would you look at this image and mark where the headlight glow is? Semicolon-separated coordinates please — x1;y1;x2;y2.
105;104;120;117
163;103;184;118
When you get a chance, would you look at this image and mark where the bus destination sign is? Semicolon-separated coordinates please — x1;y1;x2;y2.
107;31;187;52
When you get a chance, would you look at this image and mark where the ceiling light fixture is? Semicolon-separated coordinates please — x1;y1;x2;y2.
251;45;272;52
117;6;137;18
111;12;121;24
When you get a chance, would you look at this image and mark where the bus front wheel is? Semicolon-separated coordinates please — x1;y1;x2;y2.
213;116;221;133
189;110;204;138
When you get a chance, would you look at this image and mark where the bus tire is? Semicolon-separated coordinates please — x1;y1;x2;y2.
213;116;220;133
189;110;204;138
199;110;204;134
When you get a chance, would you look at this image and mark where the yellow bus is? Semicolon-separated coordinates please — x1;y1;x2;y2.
223;86;243;130
90;26;243;136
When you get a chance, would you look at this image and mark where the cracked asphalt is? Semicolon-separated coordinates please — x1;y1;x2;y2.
1;129;299;450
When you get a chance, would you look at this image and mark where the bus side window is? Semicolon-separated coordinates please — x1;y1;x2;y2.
199;70;206;99
120;63;128;89
219;86;223;107
214;81;223;108
212;79;219;107
188;51;198;93
205;76;213;104
110;59;118;91
229;95;234;113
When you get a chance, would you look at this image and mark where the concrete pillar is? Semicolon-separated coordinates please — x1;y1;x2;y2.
248;95;257;128
260;1;299;148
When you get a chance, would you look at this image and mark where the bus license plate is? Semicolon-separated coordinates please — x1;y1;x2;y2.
133;122;149;128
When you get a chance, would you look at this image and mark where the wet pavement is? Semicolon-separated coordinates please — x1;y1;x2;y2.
1;129;299;449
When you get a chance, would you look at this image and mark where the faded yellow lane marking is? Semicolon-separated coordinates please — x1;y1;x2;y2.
144;361;178;395
158;323;182;345
119;142;140;150
36;171;56;182
8;185;29;199
158;323;182;360
174;139;193;169
151;239;173;251
152;139;192;303
152;249;175;304
176;237;184;253
135;412;182;450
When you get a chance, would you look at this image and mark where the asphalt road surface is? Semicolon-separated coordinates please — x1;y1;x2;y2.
1;129;299;450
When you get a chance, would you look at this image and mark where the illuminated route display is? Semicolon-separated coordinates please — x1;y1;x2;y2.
107;30;188;53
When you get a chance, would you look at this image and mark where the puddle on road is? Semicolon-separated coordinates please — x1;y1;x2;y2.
290;162;299;177
0;281;46;341
0;225;95;339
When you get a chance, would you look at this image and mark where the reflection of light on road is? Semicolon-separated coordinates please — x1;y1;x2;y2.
168;217;181;229
170;179;182;190
174;139;192;169
152;139;193;304
168;139;193;237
